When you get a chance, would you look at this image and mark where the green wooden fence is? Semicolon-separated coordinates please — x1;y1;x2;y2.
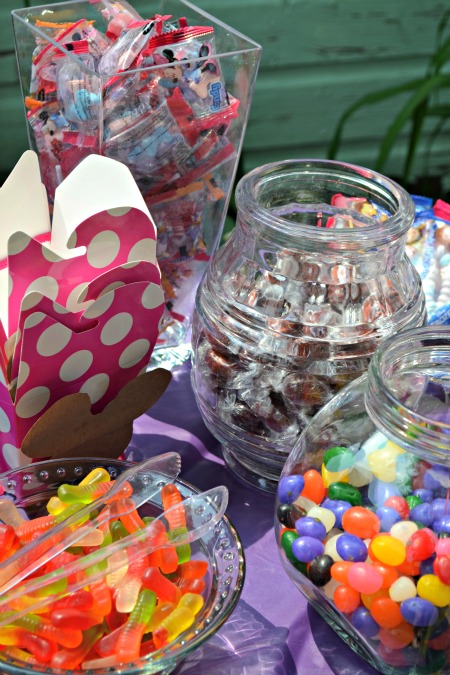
1;0;449;189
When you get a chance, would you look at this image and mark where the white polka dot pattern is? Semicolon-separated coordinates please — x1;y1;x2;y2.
2;205;163;464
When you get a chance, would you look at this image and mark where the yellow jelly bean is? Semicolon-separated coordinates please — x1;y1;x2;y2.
417;574;450;608
367;444;405;482
321;462;349;488
370;535;406;566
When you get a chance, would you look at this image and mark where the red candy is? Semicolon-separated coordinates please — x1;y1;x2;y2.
384;497;410;520
342;507;380;539
405;528;437;562
333;585;360;613
300;470;326;504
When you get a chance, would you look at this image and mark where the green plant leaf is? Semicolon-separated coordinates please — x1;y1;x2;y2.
402;100;428;184
375;74;450;172
327;79;423;160
427;104;450;116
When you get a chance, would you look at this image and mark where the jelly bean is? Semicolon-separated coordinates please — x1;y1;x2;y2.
327;482;362;506
435;538;450;556
405;494;423;510
377;643;408;667
293;495;317;513
428;626;450;651
400;597;439;626
321;499;351;528
347;563;383;594
384;496;410;520
361;588;389;610
413;489;433;503
369;535;406;566
321;462;350;488
409;502;433;526
368;479;401;508
323;446;351;466
420;556;436;576
324;534;344;562
277;503;307;528
333;585;361;613
307;554;334;587
307;506;336;532
370;597;403;629
351;606;379;638
281;531;300;565
417;574;450;607
389;576;417;602
423;468;446;492
433;514;450;534
331;561;352;584
376;506;402;532
300;470;326;504
390;520;418;544
433;555;450;585
431;498;448;520
368;445;405;482
292;536;325;563
347;464;373;488
371;562;399;589
295;517;326;540
396;558;421;577
336;534;367;562
406;529;437;562
342;507;380;539
277;475;304;504
379;622;414;649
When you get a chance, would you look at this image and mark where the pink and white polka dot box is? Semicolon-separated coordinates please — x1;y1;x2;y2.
0;151;165;471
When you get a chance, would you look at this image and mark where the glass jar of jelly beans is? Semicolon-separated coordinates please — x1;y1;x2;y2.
192;159;426;491
276;325;450;675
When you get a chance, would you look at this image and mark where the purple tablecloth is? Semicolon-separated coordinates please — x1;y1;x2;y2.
127;361;381;675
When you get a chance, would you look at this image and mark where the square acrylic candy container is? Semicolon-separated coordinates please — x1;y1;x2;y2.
0;457;244;674
12;0;261;360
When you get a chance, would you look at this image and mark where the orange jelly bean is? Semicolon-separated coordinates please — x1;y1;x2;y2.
370;597;403;629
333;585;360;613
300;470;326;504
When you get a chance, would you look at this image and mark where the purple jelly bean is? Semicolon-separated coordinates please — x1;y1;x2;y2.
410;502;433;527
420;555;436;576
423;466;450;492
333;500;352;528
295;516;327;541
277;474;304;505
351;606;379;638
432;514;450;534
400;598;439;627
292;536;325;563
431;498;448;520
336;533;368;562
376;505;402;532
413;488;433;503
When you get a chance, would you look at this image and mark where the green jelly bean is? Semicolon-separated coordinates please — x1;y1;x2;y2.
327;482;362;506
281;531;307;575
324;447;350;466
406;495;423;510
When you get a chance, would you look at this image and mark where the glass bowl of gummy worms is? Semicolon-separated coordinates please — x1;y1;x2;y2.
0;456;245;675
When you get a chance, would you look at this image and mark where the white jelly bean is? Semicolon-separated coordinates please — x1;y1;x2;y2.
389;576;417;602
308;506;336;532
324;534;343;562
390;520;418;544
348;464;373;487
293;495;317;512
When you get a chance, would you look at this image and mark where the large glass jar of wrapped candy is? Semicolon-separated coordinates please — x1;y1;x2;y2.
192;159;426;491
275;326;450;675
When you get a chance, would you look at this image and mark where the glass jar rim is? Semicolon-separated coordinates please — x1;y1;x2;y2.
235;159;415;249
365;325;450;464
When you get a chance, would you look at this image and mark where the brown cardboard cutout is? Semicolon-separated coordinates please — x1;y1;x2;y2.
21;368;171;460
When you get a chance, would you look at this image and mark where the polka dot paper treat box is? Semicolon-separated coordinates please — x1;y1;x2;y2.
0;151;169;471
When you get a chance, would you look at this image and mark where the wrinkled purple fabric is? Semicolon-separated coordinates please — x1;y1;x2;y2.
128;362;380;675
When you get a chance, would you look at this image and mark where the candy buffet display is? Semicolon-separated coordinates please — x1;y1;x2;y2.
0;455;244;673
192;160;426;492
276;326;450;675
12;0;261;352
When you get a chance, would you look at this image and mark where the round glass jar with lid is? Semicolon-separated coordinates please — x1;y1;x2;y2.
191;159;426;492
275;326;450;675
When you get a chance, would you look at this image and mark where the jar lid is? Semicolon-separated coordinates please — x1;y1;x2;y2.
365;325;450;464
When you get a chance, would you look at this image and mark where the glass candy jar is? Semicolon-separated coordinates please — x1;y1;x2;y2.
191;160;426;491
276;326;450;675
